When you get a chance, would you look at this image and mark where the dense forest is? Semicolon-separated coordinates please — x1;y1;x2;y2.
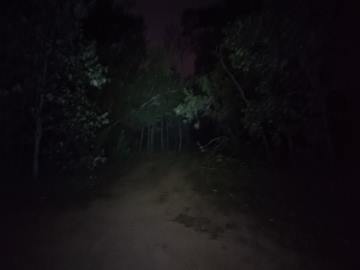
0;0;357;269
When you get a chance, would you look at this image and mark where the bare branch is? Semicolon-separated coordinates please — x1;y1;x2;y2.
217;48;250;107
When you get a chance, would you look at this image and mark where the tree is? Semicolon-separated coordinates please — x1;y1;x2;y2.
219;1;338;159
174;77;213;124
0;0;109;180
122;49;186;152
181;0;340;161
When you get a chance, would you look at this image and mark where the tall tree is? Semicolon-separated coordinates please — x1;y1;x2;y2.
0;0;109;179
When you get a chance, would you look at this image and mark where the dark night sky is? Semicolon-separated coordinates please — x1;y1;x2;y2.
132;0;220;46
129;0;221;76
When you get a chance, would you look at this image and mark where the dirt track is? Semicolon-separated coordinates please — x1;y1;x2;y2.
3;157;327;270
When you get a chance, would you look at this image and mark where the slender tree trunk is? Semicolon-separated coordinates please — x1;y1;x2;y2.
178;121;182;152
286;132;295;166
160;119;164;151
33;94;44;181
33;53;48;181
166;120;169;150
147;126;151;152
260;129;270;161
139;127;144;152
151;125;155;152
33;117;42;181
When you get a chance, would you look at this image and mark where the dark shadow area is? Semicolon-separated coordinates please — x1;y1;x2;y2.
0;0;358;269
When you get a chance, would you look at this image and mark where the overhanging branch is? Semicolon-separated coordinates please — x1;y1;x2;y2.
217;48;250;107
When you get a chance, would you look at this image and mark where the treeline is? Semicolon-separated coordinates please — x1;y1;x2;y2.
178;0;354;166
0;0;356;184
0;0;191;183
0;0;112;181
100;48;190;157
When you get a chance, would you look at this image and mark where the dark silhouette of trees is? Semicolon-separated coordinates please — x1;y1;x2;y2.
0;1;111;180
179;0;348;164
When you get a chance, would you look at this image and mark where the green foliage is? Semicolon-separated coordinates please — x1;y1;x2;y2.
180;1;336;159
115;50;184;129
0;0;110;172
45;40;110;170
174;77;213;123
81;43;109;89
221;13;321;147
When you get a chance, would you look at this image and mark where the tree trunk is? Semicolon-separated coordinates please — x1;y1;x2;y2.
139;127;144;152
178;121;182;152
151;125;155;152
260;129;270;161
32;48;50;181
286;132;295;166
147;126;151;152
160;119;164;151
33;94;44;181
166;120;169;150
33;118;42;181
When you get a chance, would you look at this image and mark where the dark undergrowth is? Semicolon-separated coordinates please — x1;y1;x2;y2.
185;153;356;269
0;153;178;212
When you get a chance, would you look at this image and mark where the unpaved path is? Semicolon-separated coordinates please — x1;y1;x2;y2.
3;157;324;270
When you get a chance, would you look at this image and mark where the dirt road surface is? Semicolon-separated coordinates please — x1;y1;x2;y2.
2;157;328;270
